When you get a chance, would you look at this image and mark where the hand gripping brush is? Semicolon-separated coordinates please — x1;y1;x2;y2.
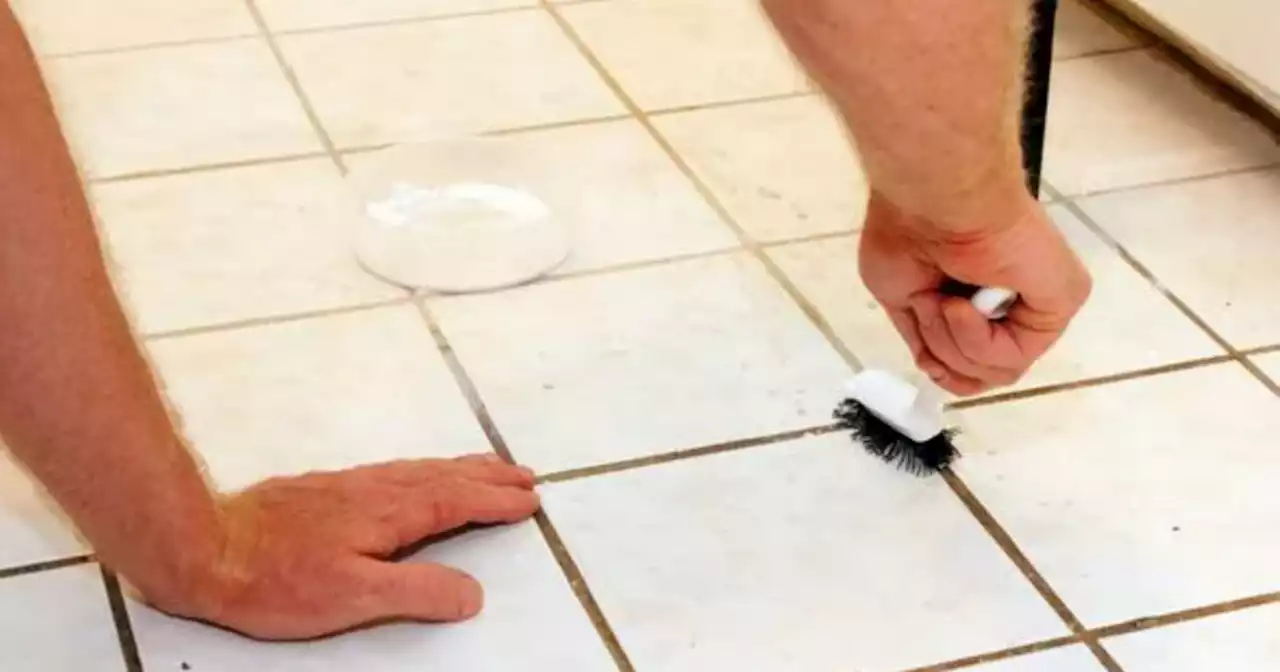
835;285;1018;476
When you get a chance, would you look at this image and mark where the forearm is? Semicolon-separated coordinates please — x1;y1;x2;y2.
764;0;1035;230
0;5;220;608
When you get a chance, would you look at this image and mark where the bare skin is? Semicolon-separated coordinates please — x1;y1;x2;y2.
764;0;1091;394
0;0;1088;640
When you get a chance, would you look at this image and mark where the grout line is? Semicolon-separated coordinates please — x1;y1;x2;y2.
89;151;332;185
941;472;1125;671
44;33;259;60
243;0;348;173
538;0;864;371
647;90;814;117
100;568;145;672
903;588;1280;671
270;4;545;38
413;302;637;672
1091;590;1280;640
951;355;1237;410
1056;162;1280;202
758;228;858;250
1054;44;1145;63
901;634;1083;672
537;423;844;485
142;297;412;343
415;245;743;301
0;554;93;580
1242;343;1280;357
1062;200;1280;397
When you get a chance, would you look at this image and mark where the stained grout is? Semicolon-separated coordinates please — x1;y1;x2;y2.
413;301;637;672
100;567;145;672
43;33;259;60
90;150;332;185
901;635;1083;672
0;554;93;580
952;355;1237;410
1058;162;1280;201
1053;44;1145;63
142;297;412;343
537;423;844;485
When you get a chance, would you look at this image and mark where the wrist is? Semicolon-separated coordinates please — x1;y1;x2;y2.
868;174;1038;245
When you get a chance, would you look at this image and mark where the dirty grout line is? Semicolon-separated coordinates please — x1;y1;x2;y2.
43;33;260;60
270;4;546;38
1063;199;1280;397
1242;343;1280;357
647;90;814;117
942;473;1126;671
89;150;333;185
538;0;863;371
901;634;1083;672
101;568;144;672
952;355;1237;410
244;0;348;173
537;423;844;485
1055;162;1280;202
899;588;1280;671
1091;590;1280;640
0;554;93;581
142;297;413;343
413;302;637;672
1053;44;1145;63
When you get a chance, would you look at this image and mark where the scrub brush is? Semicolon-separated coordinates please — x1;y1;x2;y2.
836;285;1018;475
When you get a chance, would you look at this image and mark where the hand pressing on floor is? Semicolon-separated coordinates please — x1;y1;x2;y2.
160;455;542;640
858;191;1092;396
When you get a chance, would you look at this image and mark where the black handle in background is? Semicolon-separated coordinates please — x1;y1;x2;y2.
1021;0;1059;199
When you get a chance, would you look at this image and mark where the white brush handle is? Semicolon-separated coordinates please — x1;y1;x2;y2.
970;286;1018;320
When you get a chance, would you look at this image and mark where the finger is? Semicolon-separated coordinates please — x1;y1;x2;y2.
450;454;537;488
350;559;485;623
912;296;1002;383
382;480;541;546
940;300;1024;385
363;457;536;490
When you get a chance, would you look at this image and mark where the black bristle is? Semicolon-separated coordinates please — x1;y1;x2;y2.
834;398;959;476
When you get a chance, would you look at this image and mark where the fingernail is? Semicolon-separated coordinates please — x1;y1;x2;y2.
923;363;946;380
460;582;485;618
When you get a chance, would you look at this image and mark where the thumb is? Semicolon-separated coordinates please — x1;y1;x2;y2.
353;559;485;623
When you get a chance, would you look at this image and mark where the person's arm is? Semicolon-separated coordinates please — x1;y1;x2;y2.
1;5;538;640
0;4;224;609
764;0;1091;394
763;0;1032;230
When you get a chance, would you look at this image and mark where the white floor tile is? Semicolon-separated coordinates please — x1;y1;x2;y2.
129;522;616;671
767;206;1218;391
430;254;852;473
93;159;404;335
956;364;1280;626
541;434;1068;671
147;306;488;491
278;13;623;148
972;646;1106;671
1052;0;1141;61
258;0;535;32
1044;50;1279;196
45;41;321;179
1105;604;1280;671
654;96;868;243
1079;169;1280;349
0;452;85;570
559;0;810;111
0;564;124;672
13;0;255;54
343;121;736;277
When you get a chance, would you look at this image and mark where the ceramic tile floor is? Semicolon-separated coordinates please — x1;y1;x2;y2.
4;0;1280;670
